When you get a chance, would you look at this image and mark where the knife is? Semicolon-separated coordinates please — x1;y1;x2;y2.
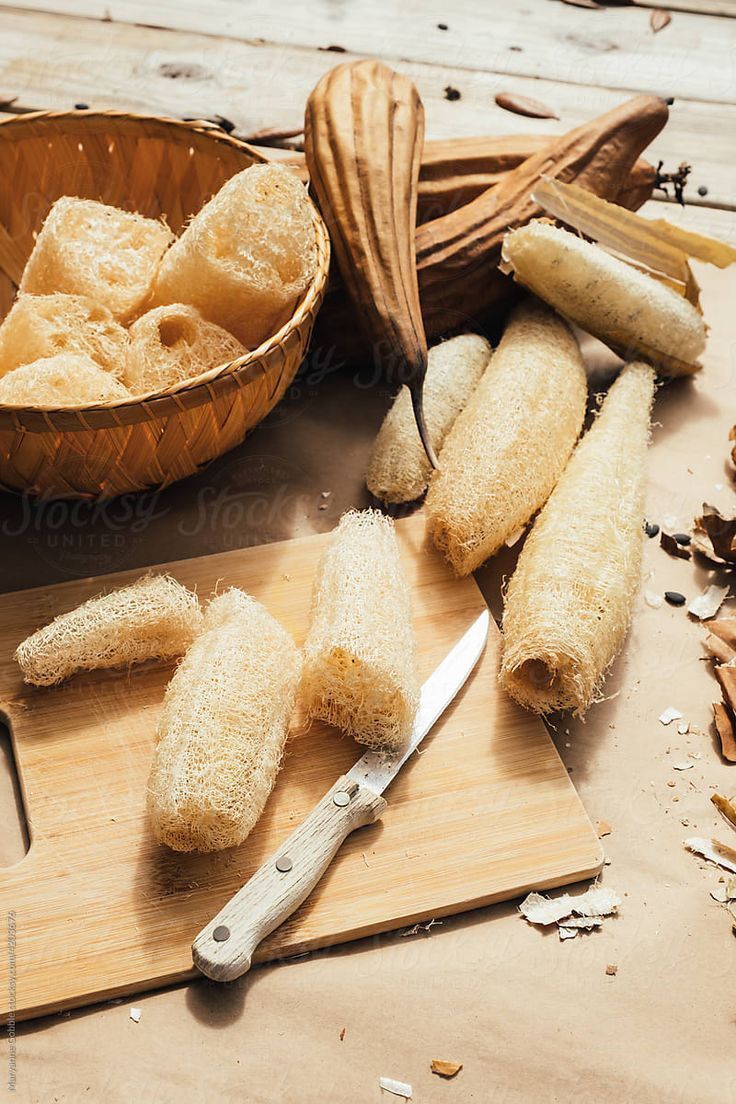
192;608;489;982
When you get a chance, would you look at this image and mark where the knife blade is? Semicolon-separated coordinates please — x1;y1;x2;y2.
192;608;489;982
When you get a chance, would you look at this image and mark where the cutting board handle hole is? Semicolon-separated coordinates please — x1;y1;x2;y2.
0;721;30;865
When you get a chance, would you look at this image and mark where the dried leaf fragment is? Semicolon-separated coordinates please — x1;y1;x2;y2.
379;1077;412;1099
650;9;671;32
704;635;736;664
605;964;618;976
713;702;736;763
685;837;736;874
495;92;558;120
693;505;736;566
596;819;612;838
712;792;736;830
688;585;729;621
710;617;736;650
660;532;691;560
431;1060;463;1079
659;706;683;726
716;666;736;718
520;885;620;926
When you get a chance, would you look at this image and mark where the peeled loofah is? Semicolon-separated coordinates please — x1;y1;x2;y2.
366;333;492;504
147;588;302;853
502;221;707;376
500;361;656;717
15;574;203;687
0;353;130;406
151;163;318;347
301;510;420;752
425;301;587;576
0;293;129;380
124;303;247;393
20;197;173;322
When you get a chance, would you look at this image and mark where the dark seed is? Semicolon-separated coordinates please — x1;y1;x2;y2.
444;85;461;101
673;532;691;546
664;591;687;607
644;521;660;538
437;22;449;30
74;102;89;110
697;185;708;197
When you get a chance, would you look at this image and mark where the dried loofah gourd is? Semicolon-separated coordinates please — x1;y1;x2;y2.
151;163;318;347
502;220;707;376
0;353;130;406
425;301;587;576
0;293;129;379
301;510;420;752
366;333;492;504
500;361;656;716
20;197;173;322
124;303;247;393
15;574;203;686
147;588;302;853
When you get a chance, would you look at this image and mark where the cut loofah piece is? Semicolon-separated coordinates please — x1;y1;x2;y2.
425;301;587;576
301;510;419;752
124;303;247;393
20;197;173;322
151;163;318;348
502;220;707;376
147;588;302;853
0;353;130;406
500;361;656;716
15;574;203;687
0;293;129;380
366;333;492;505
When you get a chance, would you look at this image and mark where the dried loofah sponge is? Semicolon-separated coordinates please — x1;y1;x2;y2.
151;163;318;347
301;510;420;752
0;293;129;380
502;220;707;376
425;301;587;576
20;197;173;322
15;574;204;686
0;353;130;406
125;303;247;393
147;588;302;852
366;333;493;504
500;361;656;717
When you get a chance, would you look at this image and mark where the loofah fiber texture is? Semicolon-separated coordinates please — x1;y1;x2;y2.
501;221;706;376
0;353;130;406
301;510;420;752
366;333;492;504
147;588;302;853
124;303;247;393
500;360;656;717
425;300;588;576
151;163;318;348
15;574;203;686
20;197;173;322
0;293;129;380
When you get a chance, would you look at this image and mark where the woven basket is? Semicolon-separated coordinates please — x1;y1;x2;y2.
0;110;330;500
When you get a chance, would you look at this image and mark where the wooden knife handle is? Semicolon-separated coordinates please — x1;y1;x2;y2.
191;775;387;982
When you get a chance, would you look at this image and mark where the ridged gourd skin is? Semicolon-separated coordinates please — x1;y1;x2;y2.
0;352;130;406
0;293;129;380
366;333;492;505
425;301;588;576
124;303;247;393
502;221;706;376
500;361;656;716
147;589;302;853
301;510;420;753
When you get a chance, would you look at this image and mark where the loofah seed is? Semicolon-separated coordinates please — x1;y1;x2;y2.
124;303;247;393
147;589;302;853
151;163;318;348
20;197;173;322
301;510;420;752
0;293;129;380
502;220;707;376
366;333;492;504
15;574;204;687
425;301;587;576
500;361;656;717
0;353;131;406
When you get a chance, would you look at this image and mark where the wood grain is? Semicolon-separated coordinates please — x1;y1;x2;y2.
0;514;602;1021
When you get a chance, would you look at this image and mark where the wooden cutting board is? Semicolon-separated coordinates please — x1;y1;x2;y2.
0;514;602;1021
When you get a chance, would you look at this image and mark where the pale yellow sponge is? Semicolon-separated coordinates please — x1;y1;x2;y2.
125;303;247;393
0;293;129;379
366;333;492;504
147;589;302;853
500;361;656;716
151;163;318;347
0;353;130;406
20;197;173;322
425;301;587;576
301;510;419;752
15;574;204;687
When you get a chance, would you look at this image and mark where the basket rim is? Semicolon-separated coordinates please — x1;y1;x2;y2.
0;109;330;426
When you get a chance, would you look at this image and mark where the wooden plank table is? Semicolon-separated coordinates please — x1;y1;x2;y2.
0;2;734;1101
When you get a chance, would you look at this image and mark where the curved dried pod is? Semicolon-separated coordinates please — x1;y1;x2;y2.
500;361;656;716
304;61;435;463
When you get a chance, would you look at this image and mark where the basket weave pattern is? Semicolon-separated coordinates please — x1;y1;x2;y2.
0;111;330;499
